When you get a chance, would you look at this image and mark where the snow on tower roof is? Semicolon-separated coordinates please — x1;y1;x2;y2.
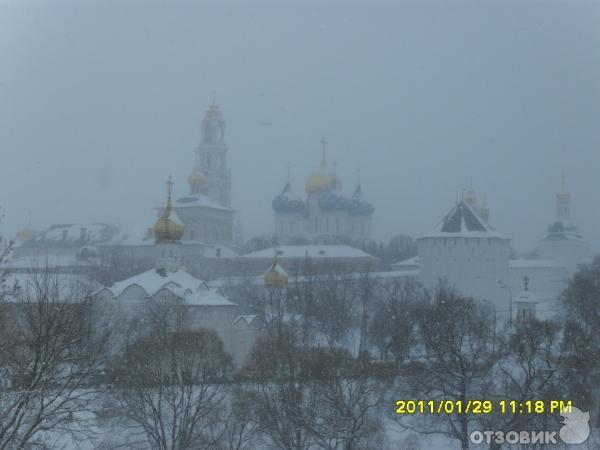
420;200;508;240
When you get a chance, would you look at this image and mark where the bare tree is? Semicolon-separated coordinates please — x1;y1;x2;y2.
483;318;564;450
109;329;233;450
0;269;110;448
312;349;385;450
214;386;260;450
242;324;321;450
560;255;600;425
369;278;421;362
396;284;496;450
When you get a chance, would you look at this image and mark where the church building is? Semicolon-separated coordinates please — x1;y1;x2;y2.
272;140;374;244
534;178;591;273
94;178;261;368
162;99;235;246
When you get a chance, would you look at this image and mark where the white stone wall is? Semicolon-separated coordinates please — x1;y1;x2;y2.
232;319;263;368
274;212;305;239
535;238;591;275
418;236;511;313
93;287;260;368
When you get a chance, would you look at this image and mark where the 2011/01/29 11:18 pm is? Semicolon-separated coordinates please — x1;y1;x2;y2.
395;399;574;415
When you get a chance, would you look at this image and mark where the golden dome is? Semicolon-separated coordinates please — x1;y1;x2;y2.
154;175;184;243
153;216;184;242
17;227;33;242
305;171;331;194
264;262;288;288
187;168;205;189
465;188;478;207
205;101;221;119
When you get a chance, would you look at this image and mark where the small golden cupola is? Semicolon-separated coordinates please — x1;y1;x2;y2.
154;176;184;243
465;187;478;208
187;167;205;195
264;256;289;289
17;212;34;242
17;227;33;242
305;137;332;195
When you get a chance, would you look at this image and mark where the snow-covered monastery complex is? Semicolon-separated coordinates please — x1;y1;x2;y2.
6;96;595;327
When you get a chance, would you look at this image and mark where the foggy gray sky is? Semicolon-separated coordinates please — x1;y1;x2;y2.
1;0;599;253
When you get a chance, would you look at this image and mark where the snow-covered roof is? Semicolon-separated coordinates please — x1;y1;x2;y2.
241;245;377;260
390;256;419;268
234;314;262;326
174;194;233;211
420;200;507;240
0;255;95;270
108;225;238;257
98;268;236;307
199;244;238;258
209;269;417;288
509;259;565;269
104;268;205;297
514;289;538;303
16;223;119;247
108;223;155;246
184;289;236;307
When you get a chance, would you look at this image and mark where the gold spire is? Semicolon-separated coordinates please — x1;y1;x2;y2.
165;175;173;215
206;92;220;117
465;183;478;207
320;136;327;167
154;175;183;243
305;139;332;194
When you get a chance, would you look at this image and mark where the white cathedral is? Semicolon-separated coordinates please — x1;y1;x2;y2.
272;141;374;244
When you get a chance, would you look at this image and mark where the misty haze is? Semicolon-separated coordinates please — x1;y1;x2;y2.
0;0;599;449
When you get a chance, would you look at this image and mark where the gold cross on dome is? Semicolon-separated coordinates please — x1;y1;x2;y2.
166;175;174;197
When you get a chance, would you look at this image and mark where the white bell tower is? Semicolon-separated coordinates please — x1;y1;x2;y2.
196;93;231;207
